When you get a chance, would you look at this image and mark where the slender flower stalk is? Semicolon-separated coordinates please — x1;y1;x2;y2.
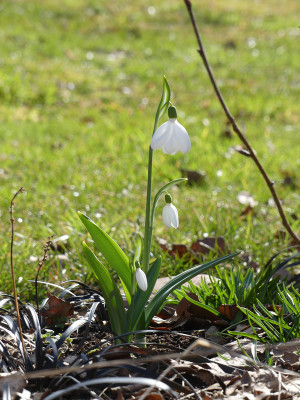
143;105;190;272
143;145;154;274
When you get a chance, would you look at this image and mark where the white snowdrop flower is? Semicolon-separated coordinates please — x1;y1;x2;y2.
151;106;191;155
162;194;179;229
136;268;148;292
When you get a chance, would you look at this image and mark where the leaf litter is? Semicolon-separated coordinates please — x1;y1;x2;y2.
1;282;300;399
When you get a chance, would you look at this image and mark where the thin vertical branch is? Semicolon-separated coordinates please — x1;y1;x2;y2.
35;235;53;323
9;187;26;359
183;0;299;245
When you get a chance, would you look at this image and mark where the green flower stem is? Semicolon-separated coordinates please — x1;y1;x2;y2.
127;267;136;341
143;145;154;274
142;77;170;274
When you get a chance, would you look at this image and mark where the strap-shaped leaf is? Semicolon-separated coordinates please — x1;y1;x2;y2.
145;252;239;326
82;242;126;336
128;257;161;332
79;212;132;300
155;76;171;124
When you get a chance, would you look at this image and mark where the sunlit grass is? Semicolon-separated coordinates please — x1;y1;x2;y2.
0;0;299;300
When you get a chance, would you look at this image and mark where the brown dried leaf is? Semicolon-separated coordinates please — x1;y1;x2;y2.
50;234;70;253
168;243;189;259
41;292;74;326
218;304;240;321
143;393;164;400
191;236;227;256
181;169;207;186
240;204;256;217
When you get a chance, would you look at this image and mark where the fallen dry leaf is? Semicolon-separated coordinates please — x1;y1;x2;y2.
240;204;256;217
191;236;227;256
41;292;74;326
181;168;207;186
168;243;189;259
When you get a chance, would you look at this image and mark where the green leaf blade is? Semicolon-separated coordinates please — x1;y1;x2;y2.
145;252;239;326
82;242;126;335
78;212;132;299
156;76;171;124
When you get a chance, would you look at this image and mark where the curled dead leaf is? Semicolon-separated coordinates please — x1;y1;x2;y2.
181;169;207;186
191;237;226;256
41;292;74;326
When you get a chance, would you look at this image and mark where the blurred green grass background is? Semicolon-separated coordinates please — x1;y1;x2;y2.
0;0;299;299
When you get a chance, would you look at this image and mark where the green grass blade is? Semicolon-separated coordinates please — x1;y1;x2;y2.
82;242;126;335
145;252;239;326
78;212;132;300
228;330;262;341
182;292;222;317
244;269;254;291
245;307;279;342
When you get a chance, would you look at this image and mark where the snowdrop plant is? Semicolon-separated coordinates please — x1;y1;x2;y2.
79;77;237;343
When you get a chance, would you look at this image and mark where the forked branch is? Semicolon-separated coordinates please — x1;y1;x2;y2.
183;0;299;245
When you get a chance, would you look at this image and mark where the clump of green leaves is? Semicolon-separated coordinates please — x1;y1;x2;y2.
229;284;300;343
169;250;300;322
169;265;282;320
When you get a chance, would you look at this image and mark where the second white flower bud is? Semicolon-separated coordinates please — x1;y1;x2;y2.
136;267;148;292
162;194;179;229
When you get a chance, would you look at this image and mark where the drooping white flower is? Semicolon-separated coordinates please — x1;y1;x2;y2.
151;106;191;155
136;268;148;292
162;194;179;229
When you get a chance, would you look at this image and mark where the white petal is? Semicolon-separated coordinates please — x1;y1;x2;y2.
174;121;191;154
150;121;172;150
162;203;179;229
162;126;179;155
136;268;148;292
151;118;191;155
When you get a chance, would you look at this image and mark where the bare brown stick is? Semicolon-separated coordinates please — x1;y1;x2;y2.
35;236;54;323
9;187;27;359
184;0;300;245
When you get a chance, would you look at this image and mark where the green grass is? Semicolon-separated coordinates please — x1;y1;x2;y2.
0;0;299;300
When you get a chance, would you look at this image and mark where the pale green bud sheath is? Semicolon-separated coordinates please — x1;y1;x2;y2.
168;106;177;119
165;194;172;203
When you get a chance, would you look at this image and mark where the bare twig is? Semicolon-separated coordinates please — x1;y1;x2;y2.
35;236;54;323
9;187;26;359
183;0;300;245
